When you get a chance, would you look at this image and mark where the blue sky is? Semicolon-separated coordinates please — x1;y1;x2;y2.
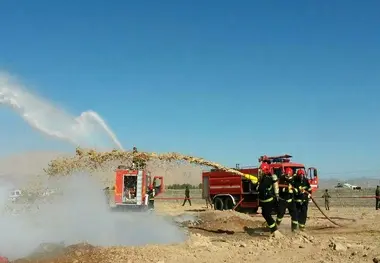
0;1;379;178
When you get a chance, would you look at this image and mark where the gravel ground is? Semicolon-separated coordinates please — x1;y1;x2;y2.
6;201;380;263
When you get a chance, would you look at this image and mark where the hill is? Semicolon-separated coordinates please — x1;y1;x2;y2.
318;177;380;189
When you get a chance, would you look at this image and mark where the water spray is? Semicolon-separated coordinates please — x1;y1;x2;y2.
0;71;123;150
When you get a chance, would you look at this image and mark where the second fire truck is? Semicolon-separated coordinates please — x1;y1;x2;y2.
202;154;318;213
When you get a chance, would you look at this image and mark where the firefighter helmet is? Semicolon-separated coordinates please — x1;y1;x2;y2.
260;162;271;174
285;167;293;176
296;169;305;176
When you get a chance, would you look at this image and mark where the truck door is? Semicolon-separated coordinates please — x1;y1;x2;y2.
115;171;123;203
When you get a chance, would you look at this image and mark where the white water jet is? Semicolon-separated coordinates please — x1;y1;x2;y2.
0;71;124;150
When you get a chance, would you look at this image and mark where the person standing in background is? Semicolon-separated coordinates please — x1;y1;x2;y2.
376;186;379;210
182;185;192;206
132;147;139;169
321;189;331;210
147;185;155;210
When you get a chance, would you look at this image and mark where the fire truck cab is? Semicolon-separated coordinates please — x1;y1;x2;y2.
202;154;318;213
105;165;164;210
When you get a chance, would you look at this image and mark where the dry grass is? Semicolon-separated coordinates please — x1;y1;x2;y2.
44;147;250;178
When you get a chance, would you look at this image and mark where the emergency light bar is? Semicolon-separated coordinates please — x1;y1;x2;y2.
258;154;293;163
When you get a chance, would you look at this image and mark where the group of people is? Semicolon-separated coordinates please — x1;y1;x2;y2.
257;162;312;235
258;164;380;235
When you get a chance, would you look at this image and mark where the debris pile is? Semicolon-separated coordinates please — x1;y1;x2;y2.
44;147;248;177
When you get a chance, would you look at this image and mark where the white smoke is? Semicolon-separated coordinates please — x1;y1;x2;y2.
0;174;186;260
0;71;124;150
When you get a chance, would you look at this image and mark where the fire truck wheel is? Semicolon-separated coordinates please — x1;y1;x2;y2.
214;197;224;211
224;198;234;210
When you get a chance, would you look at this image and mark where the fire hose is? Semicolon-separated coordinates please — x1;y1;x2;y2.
309;196;342;227
278;183;344;227
156;192;371;227
234;172;345;227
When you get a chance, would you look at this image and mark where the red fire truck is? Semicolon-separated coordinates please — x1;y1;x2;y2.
104;165;164;210
201;155;318;213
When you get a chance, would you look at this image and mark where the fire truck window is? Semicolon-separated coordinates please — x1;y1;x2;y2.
123;176;137;200
242;180;250;193
124;176;137;189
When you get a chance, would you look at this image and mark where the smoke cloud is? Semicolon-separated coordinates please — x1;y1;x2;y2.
0;174;187;260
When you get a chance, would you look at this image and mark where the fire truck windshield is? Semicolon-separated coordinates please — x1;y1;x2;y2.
293;167;306;175
273;167;305;177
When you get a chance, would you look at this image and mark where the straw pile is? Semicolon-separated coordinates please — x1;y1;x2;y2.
44;147;247;178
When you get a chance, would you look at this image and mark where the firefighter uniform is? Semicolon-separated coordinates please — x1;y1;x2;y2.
276;169;298;231
258;162;279;234
132;147;146;169
182;186;192;206
147;186;155;209
293;170;312;231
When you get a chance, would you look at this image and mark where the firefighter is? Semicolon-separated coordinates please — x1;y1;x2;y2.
321;189;331;210
147;185;155;209
132;147;139;169
132;146;146;169
276;167;298;231
257;162;280;235
376;185;380;210
293;169;312;231
182;185;192;206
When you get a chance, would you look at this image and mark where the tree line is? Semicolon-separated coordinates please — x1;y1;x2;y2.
166;183;202;189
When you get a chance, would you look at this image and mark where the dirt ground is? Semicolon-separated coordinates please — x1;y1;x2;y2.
11;201;380;263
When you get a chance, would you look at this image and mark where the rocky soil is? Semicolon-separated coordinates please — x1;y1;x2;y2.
8;203;380;263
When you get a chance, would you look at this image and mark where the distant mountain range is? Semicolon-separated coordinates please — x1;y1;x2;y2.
318;177;380;189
